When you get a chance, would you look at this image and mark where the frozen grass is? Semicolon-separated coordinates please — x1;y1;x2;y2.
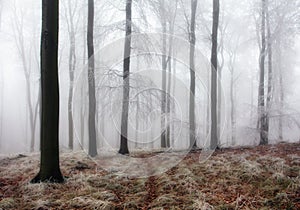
0;142;299;209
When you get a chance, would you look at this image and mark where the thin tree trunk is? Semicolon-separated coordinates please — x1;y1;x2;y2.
229;56;236;145
12;6;38;152
87;0;97;157
67;0;76;150
161;0;167;148
172;57;177;148
81;4;87;145
32;0;64;183
119;0;132;155
265;0;272;142
258;0;267;145
278;38;283;140
189;0;198;149
135;94;140;148
210;0;220;150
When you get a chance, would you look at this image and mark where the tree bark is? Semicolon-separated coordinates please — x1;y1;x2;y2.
87;0;97;157
31;0;64;183
265;0;272;142
67;0;76;150
119;0;132;155
210;0;220;150
228;52;236;145
189;0;198;149
258;0;268;145
160;0;167;148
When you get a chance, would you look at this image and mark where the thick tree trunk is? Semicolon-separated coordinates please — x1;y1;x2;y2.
119;0;132;155
87;0;97;157
189;0;198;149
210;0;220;150
258;0;268;145
31;0;64;183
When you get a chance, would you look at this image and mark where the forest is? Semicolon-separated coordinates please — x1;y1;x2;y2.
0;0;299;209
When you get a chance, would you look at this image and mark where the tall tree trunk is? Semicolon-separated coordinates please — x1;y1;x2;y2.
161;0;167;148
12;6;38;152
135;54;140;149
135;94;140;148
119;0;132;155
81;4;87;146
229;55;236;145
171;57;177;148
166;5;177;147
31;0;64;183
277;38;284;140
206;67;210;137
189;0;198;149
210;0;220;150
67;0;76;150
87;0;97;157
265;0;272;142
258;0;267;145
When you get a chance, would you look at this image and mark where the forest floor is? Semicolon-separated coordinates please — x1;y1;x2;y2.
0;142;300;209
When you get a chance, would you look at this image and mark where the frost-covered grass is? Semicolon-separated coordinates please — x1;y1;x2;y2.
0;143;299;209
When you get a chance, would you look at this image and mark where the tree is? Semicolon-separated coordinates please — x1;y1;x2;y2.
31;0;64;183
210;0;220;150
88;0;98;157
265;0;273;144
189;0;198;149
65;0;78;150
160;0;168;149
258;0;267;145
12;2;40;152
227;38;240;145
119;0;132;155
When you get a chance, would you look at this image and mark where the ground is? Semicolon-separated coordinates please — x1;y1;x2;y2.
0;143;300;209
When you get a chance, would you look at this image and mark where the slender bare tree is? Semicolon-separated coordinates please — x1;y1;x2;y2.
12;2;40;152
88;0;97;157
210;0;220;150
64;0;79;150
265;0;273;143
119;0;132;155
258;0;268;145
189;0;198;149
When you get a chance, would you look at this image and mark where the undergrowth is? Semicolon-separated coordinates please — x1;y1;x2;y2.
0;143;299;209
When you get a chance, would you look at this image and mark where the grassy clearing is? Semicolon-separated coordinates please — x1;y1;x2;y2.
0;143;299;209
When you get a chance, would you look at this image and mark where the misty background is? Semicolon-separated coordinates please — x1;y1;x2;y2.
0;0;299;154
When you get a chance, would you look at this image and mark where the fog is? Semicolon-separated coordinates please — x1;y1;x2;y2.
0;0;299;155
